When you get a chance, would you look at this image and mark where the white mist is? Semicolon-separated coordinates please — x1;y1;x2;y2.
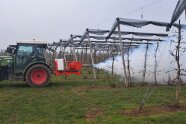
94;35;186;84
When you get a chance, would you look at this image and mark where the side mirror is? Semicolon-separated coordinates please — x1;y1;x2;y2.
6;45;17;55
7;46;12;54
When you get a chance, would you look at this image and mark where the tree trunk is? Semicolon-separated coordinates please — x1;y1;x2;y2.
175;20;182;106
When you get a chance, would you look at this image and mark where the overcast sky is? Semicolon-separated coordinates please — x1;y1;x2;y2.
0;0;185;49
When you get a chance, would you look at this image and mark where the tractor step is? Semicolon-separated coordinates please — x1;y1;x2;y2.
0;66;9;80
8;73;23;80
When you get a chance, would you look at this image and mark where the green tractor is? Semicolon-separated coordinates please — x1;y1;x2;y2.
0;40;82;87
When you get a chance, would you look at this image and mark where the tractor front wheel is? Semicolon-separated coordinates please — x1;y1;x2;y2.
25;64;51;87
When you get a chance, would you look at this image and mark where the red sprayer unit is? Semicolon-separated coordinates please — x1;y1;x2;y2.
53;59;82;76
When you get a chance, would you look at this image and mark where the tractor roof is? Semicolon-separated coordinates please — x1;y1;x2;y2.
17;40;48;45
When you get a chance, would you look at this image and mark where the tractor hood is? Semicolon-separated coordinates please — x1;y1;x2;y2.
0;56;13;67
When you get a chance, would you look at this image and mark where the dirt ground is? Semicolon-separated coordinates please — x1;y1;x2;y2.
121;104;186;117
71;86;112;92
85;108;103;121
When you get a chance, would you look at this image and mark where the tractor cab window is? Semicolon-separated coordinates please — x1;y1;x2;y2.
15;45;33;72
31;45;46;59
17;46;33;59
18;46;33;54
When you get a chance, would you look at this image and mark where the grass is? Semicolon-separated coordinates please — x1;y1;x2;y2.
0;70;186;124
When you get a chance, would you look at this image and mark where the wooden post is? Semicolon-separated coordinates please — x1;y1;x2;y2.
85;44;88;79
101;50;103;62
127;41;132;86
63;47;67;66
107;45;111;59
93;46;97;64
71;35;77;61
87;30;97;80
59;45;62;58
81;49;84;64
85;44;88;64
59;44;63;59
111;49;115;77
99;50;102;62
118;21;128;87
154;41;159;85
53;50;57;60
111;39;116;78
45;49;50;65
143;41;149;83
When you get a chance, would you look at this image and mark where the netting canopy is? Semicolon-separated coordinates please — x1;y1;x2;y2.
107;18;185;39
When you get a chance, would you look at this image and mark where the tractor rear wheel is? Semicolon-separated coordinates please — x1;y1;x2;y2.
25;64;51;87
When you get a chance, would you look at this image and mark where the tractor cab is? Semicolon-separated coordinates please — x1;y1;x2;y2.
12;41;48;74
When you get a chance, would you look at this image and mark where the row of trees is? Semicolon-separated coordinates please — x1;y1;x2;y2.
0;50;7;56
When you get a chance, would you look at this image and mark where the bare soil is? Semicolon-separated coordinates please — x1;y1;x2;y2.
121;104;186;117
71;86;112;92
85;108;103;120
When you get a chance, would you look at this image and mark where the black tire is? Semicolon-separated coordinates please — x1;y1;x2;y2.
25;64;51;87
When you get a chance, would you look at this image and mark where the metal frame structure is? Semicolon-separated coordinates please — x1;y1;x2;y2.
167;0;186;30
48;18;186;86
